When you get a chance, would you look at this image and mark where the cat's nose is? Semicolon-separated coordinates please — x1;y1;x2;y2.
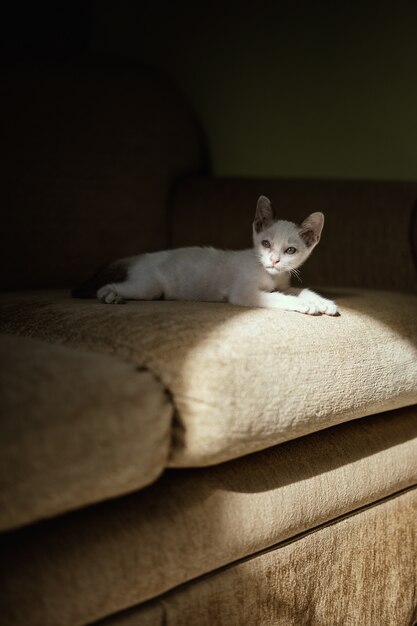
272;258;280;265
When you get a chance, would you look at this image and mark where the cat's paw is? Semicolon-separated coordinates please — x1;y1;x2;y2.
97;285;125;304
301;295;339;316
292;289;339;316
314;298;339;316
295;302;321;315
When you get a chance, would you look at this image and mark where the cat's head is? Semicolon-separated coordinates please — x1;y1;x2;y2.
253;195;324;276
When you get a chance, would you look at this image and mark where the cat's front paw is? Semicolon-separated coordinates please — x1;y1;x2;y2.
97;285;125;304
294;302;321;315
297;297;339;316
286;300;320;315
317;298;339;316
294;289;339;316
307;297;338;316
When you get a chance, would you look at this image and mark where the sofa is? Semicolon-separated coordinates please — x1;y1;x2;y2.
0;60;416;626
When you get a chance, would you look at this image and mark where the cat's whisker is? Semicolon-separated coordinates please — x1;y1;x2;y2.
290;268;302;283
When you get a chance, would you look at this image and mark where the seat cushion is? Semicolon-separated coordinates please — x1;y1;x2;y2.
0;334;172;531
0;288;416;466
0;407;416;626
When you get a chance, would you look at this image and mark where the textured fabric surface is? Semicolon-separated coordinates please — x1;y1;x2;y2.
0;334;172;531
0;61;205;289
0;288;416;466
170;176;417;293
99;488;417;626
0;408;416;626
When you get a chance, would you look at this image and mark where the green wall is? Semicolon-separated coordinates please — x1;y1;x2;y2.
93;1;417;180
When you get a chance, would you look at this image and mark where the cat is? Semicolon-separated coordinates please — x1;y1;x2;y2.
72;195;338;316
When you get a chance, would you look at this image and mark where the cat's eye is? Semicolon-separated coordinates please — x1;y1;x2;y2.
285;247;297;254
261;240;271;248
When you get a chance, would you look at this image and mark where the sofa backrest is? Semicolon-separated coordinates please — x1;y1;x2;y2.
0;60;206;289
170;177;417;293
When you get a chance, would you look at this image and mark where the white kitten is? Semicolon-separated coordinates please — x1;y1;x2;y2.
72;195;338;316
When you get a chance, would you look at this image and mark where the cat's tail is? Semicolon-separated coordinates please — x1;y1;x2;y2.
71;261;128;299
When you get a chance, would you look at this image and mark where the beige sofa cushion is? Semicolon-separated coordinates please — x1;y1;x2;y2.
0;334;172;531
1;407;416;626
0;288;416;466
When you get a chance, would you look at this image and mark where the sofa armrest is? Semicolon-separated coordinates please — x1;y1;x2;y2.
0;334;172;530
169;176;417;292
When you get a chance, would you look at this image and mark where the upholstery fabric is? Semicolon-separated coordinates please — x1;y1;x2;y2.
0;408;416;626
98;488;417;626
0;334;172;531
170;176;417;293
0;288;416;466
0;61;205;289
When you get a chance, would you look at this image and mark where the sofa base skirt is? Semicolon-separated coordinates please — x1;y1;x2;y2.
1;408;416;626
97;487;417;626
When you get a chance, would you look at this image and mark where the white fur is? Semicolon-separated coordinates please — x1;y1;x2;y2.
97;198;338;316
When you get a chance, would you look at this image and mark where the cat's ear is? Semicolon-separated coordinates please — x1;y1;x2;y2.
299;212;324;247
254;196;276;233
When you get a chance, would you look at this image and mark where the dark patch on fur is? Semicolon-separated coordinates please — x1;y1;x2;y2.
71;260;128;299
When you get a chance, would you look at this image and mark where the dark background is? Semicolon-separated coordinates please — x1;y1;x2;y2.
2;0;417;181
